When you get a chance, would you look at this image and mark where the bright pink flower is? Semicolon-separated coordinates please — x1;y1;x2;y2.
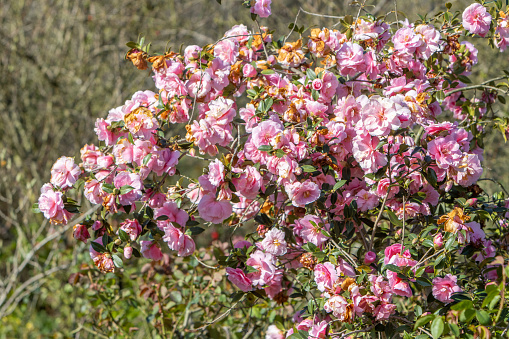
314;262;338;292
261;228;287;256
94;118;116;145
226;267;253;292
355;189;379;212
197;193;232;224
73;224;90;243
364;251;376;264
427;135;462;169
387;271;413;297
50;156;81;189
434;233;444;249
384;243;416;267
243;63;257;78
462;3;492;37
251;0;271;18
119;219;142;241
432;274;462;303
374;302;397;321
285;180;321;208
312;78;323;91
150;149;180;176
140;240;164;261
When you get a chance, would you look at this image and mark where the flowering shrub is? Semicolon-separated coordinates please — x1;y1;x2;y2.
34;0;509;337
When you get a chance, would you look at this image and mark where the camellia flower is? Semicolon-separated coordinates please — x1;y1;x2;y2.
50;156;81;189
140;240;164;261
462;3;492;37
261;228;287;256
38;184;72;224
432;274;462;303
285;180;321;207
197;193;232;224
226;267;253;292
251;0;271;18
314;262;338;292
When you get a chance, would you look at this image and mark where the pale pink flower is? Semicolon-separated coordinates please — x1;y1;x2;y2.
392;27;422;54
140;240;164;261
161;224;196;256
314;262;338;292
374;302;397;321
94;118;116;145
38;185;72;224
261;228;287;256
251;0;272;18
119;219;142;241
285;180;321;207
355;189;379;212
434;233;444;249
186;70;212;99
295;215;330;247
352;133;388;174
197;193;232;224
308;321;328;338
150;149;180;176
387;271;413;297
155;201;189;227
336;42;366;76
124;246;133;259
226;267;253;292
265;324;284;339
50;156;81;189
427;135;462;169
113;172;143;206
232;166;262;199
214;38;239;66
432;274;462;303
246;250;277;286
324;295;351;321
462;3;492;37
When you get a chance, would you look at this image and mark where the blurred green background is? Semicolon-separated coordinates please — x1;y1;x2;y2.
0;0;508;337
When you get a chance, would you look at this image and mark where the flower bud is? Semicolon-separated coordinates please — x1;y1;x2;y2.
364;251;376;264
433;233;444;249
466;198;477;206
312;78;323;91
124;246;133;259
425;266;434;274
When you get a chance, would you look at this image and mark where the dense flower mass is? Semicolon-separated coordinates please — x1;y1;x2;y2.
36;1;509;338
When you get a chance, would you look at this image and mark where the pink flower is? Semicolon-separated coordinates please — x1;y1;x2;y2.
197;193;232;224
124;246;133;259
432;274;462;303
374;302;397;321
73;224;90;243
462;3;492;37
314;262;338;292
50;156;81;189
355;189;379;212
150;149;180;176
214;38;239;66
226;267;253;292
364;251;376;264
89;238;115;273
232;166;262;199
427;135;462;169
38;185;72;224
387;271;413;297
251;0;271;18
295;215;330;247
140;241;164;261
113;172;143;206
308;321;328;338
246;250;277;286
265;324;284;339
261;228;287;256
155;201;190;227
312;78;323;91
352;133;388;174
324;295;351;321
392;27;422;54
285;180;321;207
119;219;142;241
336;42;366;76
384;243;416;267
161;224;195;257
433;233;444;249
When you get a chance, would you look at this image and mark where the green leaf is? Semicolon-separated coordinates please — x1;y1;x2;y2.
119;185;135;195
142;153;152;166
261;69;275;75
188;226;205;235
312;89;319;101
430;317;444;339
385;264;401;273
386;210;403;227
415;277;432;287
476;310;490;325
258;145;272;152
32;203;41;213
118;229;130;242
414;314;435;330
112;254;123;268
301;165;317;173
451;300;473;311
101;183;115;194
275;149;286;158
128;132;135;144
332;180;347;191
306;68;317;81
91;241;107;253
459;308;476;323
